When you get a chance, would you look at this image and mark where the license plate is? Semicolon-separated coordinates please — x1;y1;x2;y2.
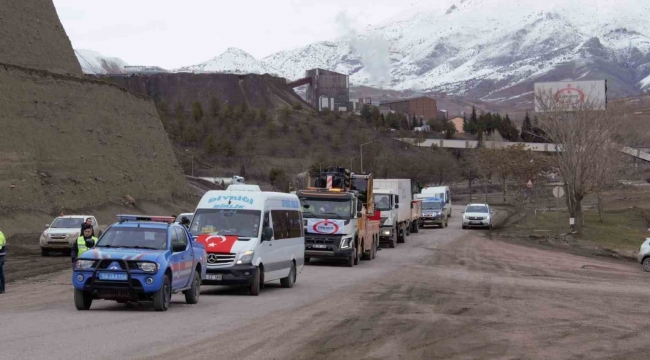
207;274;222;281
470;221;482;225
313;244;327;249
99;291;130;298
98;272;128;281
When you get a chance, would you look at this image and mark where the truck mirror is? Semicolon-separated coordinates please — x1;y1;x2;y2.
357;211;363;218
395;195;399;204
172;242;186;252
262;227;274;241
87;239;96;248
45;224;50;228
395;204;399;209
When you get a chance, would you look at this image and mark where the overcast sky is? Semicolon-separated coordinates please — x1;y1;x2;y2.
52;0;412;69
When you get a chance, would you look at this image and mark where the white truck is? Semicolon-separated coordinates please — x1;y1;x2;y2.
421;186;452;217
373;179;413;248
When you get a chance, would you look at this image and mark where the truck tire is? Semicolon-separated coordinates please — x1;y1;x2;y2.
74;289;92;310
411;220;420;233
346;250;355;267
153;275;171;311
371;237;377;259
184;270;201;304
362;238;372;260
389;228;397;248
280;263;296;288
397;224;405;244
406;222;411;236
353;242;360;265
41;249;49;257
249;267;261;296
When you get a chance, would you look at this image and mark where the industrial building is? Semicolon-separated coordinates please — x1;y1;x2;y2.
380;96;438;125
288;68;350;112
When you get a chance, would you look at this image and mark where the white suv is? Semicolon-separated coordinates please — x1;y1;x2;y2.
461;204;493;230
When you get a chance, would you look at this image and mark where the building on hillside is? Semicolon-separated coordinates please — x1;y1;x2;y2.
300;68;349;112
123;66;168;74
450;116;465;133
349;97;373;112
437;109;448;121
379;96;438;126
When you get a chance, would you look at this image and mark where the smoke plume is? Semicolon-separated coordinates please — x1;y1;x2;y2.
336;12;391;87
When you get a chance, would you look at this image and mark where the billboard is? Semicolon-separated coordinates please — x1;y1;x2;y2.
534;80;607;112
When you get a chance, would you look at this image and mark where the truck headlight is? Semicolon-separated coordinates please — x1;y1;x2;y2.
75;260;96;270
137;262;158;273
237;250;255;264
382;230;391;236
340;236;354;249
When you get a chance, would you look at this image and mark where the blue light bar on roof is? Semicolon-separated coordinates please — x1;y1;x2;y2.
117;214;175;223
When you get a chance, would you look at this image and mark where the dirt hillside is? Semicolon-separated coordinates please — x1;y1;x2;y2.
101;73;311;111
0;0;188;238
0;0;82;75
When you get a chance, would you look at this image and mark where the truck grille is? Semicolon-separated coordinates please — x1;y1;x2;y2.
305;237;337;245
468;217;484;220
207;253;237;266
49;234;68;240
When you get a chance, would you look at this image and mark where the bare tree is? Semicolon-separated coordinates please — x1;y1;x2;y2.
533;89;637;234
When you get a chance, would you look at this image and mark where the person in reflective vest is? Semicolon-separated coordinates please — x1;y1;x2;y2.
0;229;6;294
72;225;97;264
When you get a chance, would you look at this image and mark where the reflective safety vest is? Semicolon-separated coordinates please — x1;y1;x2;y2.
0;231;5;256
76;236;97;257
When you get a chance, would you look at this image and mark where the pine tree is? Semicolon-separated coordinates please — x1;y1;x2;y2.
209;97;221;118
462;114;470;133
499;113;519;141
469;106;479;134
520;112;533;142
361;105;372;123
532;116;548;143
476;130;485;148
191;101;204;122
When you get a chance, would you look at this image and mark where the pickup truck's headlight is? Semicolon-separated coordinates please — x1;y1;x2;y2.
137;262;158;273
340;236;354;249
75;260;96;270
237;250;255;264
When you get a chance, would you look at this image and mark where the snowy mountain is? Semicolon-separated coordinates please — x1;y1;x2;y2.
183;0;650;104
175;48;280;76
75;49;128;74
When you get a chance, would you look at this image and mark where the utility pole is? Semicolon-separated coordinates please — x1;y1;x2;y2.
360;140;379;173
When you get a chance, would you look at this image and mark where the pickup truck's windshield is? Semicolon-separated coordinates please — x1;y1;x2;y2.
51;218;84;228
300;198;352;219
423;202;442;210
190;209;261;238
374;194;391;211
96;228;167;250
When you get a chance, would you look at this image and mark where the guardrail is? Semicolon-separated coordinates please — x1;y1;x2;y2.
398;138;650;161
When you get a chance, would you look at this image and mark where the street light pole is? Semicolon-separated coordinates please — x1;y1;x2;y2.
360;140;378;173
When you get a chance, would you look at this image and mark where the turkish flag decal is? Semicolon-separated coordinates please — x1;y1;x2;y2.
196;235;239;253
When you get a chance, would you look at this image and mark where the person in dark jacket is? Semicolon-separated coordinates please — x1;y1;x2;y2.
180;216;191;229
72;224;97;265
80;217;94;237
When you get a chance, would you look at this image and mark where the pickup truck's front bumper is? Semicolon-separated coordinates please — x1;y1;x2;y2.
73;262;163;300
202;264;258;285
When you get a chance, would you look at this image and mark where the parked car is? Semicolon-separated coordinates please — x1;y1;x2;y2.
637;238;650;271
40;215;100;256
461;204;493;230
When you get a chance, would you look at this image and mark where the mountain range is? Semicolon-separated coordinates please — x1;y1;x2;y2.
76;0;650;107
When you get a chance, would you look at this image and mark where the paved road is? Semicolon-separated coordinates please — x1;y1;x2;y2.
3;208;650;359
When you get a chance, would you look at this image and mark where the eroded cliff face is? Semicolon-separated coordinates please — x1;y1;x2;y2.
0;0;187;217
0;64;187;214
103;72;310;110
0;0;82;75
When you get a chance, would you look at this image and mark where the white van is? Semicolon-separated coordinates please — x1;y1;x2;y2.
189;185;305;295
421;186;452;217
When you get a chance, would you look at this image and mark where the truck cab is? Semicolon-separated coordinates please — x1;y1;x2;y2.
298;168;379;267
